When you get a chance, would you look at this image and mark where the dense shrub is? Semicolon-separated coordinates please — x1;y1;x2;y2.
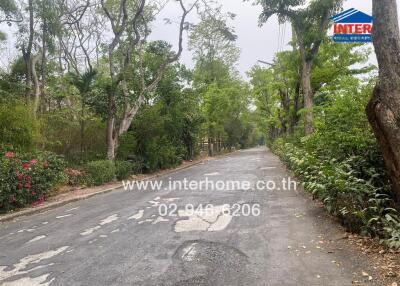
127;106;185;172
272;140;400;248
115;161;133;180
0;103;39;151
84;160;116;186
65;168;85;186
0;150;67;212
41;109;106;162
269;80;400;248
143;138;183;171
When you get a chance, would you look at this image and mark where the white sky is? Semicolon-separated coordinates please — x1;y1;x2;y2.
150;0;389;78
1;0;398;77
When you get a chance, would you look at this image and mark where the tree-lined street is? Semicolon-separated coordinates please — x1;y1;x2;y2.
0;148;384;285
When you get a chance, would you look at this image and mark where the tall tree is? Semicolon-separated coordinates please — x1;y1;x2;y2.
189;8;239;87
101;0;199;160
366;0;400;203
258;0;342;135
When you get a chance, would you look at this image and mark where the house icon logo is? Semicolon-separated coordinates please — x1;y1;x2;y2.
331;8;373;43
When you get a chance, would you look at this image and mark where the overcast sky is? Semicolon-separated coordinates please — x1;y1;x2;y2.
150;0;390;78
1;0;398;77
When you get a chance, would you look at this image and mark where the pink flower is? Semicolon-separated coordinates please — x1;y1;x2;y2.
5;152;14;158
43;161;49;169
29;159;38;165
17;183;23;190
22;162;31;170
24;183;31;189
31;191;36;196
17;174;24;181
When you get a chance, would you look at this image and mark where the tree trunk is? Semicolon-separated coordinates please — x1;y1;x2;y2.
301;59;313;135
40;19;47;112
366;0;400;202
208;137;214;157
24;0;35;98
106;89;116;160
31;54;41;116
289;81;301;134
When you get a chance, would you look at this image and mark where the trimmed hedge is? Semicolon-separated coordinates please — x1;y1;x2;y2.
84;160;116;186
115;161;132;180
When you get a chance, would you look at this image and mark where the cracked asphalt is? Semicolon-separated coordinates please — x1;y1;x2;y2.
0;147;382;285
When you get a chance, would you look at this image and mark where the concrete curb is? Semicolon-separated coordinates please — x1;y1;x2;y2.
0;159;207;223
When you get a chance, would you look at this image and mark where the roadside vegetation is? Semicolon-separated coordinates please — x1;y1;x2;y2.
253;0;400;248
0;0;399;249
0;1;262;212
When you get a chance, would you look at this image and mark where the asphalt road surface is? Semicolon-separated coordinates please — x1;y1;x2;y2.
0;147;376;285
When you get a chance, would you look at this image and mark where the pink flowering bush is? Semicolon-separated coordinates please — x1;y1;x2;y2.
0;149;67;212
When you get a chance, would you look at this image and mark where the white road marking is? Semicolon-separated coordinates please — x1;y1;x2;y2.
0;246;68;283
1;274;54;286
65;207;79;212
261;167;277;170
208;214;232;232
56;214;72;219
128;210;144;220
138;219;153;224
164;198;179;202
175;217;209;232
81;214;119;236
100;214;119;225
148;200;160;207
17;229;35;233
80;226;101;236
26;235;46;244
174;205;233;233
204;172;219;176
152;217;169;224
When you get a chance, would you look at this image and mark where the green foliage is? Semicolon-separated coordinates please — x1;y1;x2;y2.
189;9;240;67
129;105;184;171
273;141;399;248
0;149;67;212
306;79;378;160
269;79;399;248
258;0;342;57
201;81;257;149
41;109;106;162
0;103;39;151
84;160;116;186
115;161;133;180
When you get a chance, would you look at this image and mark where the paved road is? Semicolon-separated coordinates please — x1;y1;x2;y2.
0;147;376;285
